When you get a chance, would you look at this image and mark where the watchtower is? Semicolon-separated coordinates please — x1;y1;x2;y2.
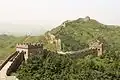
16;43;43;61
89;40;103;56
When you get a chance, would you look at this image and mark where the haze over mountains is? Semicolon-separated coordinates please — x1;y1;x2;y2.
0;0;120;37
0;23;47;36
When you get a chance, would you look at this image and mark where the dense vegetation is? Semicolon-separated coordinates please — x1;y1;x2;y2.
16;17;120;80
1;17;120;79
50;18;120;51
17;48;120;80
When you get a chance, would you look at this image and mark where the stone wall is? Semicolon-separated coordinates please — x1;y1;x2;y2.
0;51;18;70
16;47;28;61
16;43;43;61
6;51;25;76
83;16;90;22
45;32;61;51
70;49;97;59
0;42;43;77
89;40;103;56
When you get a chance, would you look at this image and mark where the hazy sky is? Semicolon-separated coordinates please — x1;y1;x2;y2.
0;0;120;35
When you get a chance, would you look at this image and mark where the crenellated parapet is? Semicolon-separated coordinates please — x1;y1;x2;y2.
16;43;29;49
16;42;43;61
16;43;43;49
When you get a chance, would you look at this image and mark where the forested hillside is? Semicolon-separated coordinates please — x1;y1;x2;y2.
16;17;120;80
2;17;120;60
17;48;120;80
50;17;120;51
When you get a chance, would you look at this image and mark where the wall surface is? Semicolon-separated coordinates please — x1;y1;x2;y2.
7;52;24;76
16;48;28;61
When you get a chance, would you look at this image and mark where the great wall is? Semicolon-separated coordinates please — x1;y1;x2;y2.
0;33;103;80
0;43;43;80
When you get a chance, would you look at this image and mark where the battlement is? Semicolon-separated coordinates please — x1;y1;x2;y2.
89;40;103;56
89;40;103;49
16;43;43;49
16;43;43;61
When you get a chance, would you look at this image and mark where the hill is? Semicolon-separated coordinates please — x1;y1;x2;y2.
1;16;120;60
0;34;26;60
16;16;120;80
50;16;120;51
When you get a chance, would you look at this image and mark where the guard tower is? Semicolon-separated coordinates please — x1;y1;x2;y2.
16;43;43;61
89;40;103;56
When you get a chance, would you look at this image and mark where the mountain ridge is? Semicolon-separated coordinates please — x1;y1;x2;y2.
49;16;120;51
1;16;120;60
